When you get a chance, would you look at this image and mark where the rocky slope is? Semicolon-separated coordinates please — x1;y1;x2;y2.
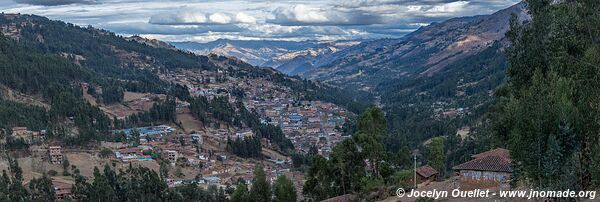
266;41;360;75
301;2;529;90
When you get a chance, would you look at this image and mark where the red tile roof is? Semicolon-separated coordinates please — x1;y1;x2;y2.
416;165;438;178
471;148;510;162
453;148;512;173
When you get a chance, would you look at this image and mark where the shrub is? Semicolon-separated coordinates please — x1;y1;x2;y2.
99;148;113;158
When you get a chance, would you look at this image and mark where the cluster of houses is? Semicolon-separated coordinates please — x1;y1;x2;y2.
10;127;46;144
160;68;353;159
109;125;296;188
0;14;22;39
431;101;470;119
242;86;351;157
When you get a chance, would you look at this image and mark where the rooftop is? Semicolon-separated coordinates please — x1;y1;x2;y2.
416;165;438;178
453;148;512;173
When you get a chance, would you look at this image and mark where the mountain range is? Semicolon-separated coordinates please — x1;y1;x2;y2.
170;39;361;75
172;2;528;97
301;2;529;90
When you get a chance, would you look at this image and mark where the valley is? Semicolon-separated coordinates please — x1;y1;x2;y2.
0;0;599;201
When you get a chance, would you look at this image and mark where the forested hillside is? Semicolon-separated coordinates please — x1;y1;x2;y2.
0;14;369;147
487;0;600;190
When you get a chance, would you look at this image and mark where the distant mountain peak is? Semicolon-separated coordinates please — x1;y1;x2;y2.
170;39;362;75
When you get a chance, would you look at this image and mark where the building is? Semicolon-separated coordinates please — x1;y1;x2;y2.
452;148;511;188
191;133;203;144
11;127;28;136
233;130;254;139
416;165;439;187
49;146;63;165
11;127;45;144
202;176;222;185
24;180;72;200
53;181;72;200
166;150;178;162
115;147;143;161
114;125;175;138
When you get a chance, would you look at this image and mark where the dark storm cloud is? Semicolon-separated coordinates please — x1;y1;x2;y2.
13;0;98;6
267;5;383;26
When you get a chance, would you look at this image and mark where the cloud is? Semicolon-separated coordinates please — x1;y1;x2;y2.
268;4;383;26
1;0;522;42
13;0;97;6
100;22;246;35
149;11;256;25
209;13;231;24
337;0;465;9
244;24;355;38
426;1;469;14
235;13;256;24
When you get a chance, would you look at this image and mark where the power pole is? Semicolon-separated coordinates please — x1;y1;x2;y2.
414;154;417;189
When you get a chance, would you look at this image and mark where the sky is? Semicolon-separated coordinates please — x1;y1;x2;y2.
0;0;521;43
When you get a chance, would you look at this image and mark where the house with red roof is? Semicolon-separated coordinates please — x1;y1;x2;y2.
26;180;73;200
53;181;73;200
452;148;511;187
416;165;439;187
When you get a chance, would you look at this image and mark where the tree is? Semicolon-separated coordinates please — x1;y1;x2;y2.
495;0;600;189
99;148;113;158
0;156;31;201
302;156;335;201
330;139;366;194
71;169;90;200
249;165;271;202
592;140;600;187
428;137;445;178
62;157;71;176
102;84;124;104
273;175;296;202
130;129;141;146
87;166;118;201
389;170;412;188
159;161;170;180
231;182;249;202
7;156;23;183
28;175;55;202
415;197;434;202
354;107;386;177
394;146;411;169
